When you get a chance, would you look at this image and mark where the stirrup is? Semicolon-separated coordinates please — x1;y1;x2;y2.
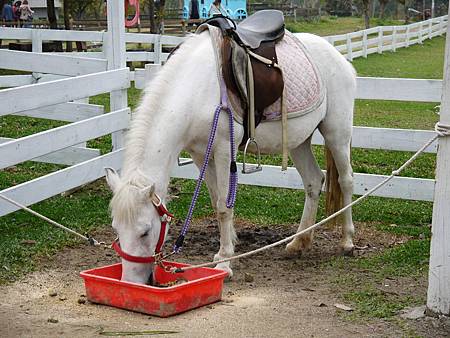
242;138;262;174
177;157;193;166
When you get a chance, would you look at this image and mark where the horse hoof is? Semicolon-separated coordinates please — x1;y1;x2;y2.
285;243;302;257
285;238;312;256
340;245;355;257
214;262;233;279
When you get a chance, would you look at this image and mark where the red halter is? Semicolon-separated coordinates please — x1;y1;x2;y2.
112;193;173;264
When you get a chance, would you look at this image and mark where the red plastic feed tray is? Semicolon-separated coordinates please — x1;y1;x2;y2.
80;262;228;317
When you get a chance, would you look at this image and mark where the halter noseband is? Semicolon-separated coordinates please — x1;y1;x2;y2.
111;193;173;264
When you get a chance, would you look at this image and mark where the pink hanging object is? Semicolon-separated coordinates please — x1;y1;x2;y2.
125;0;140;27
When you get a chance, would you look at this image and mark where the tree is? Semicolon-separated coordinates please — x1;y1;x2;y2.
357;0;371;28
143;0;157;34
398;0;414;23
379;0;390;18
155;0;166;34
326;0;353;16
46;0;58;29
63;0;72;52
68;0;93;20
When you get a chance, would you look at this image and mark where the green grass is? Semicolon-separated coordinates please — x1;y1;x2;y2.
286;16;404;36
0;28;445;326
327;239;430;319
353;36;445;79
0;185;112;282
344;288;418;319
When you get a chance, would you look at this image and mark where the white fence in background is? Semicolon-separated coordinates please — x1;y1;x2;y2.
315;15;448;61
0;13;444;217
0;2;130;217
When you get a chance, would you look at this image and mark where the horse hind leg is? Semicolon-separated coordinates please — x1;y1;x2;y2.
285;137;325;255
319;128;355;255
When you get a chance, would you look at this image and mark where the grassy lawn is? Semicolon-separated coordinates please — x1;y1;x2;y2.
286;16;403;36
0;28;445;326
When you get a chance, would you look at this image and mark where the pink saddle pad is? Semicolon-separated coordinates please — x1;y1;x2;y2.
262;30;324;121
208;27;325;123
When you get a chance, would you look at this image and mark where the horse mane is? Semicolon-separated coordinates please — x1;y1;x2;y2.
111;34;209;224
122;33;206;177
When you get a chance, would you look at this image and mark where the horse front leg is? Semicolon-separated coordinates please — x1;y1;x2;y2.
190;150;236;277
212;148;237;277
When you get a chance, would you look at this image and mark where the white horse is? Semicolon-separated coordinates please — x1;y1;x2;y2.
105;30;357;284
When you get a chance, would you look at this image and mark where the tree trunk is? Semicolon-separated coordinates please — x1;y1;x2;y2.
63;0;72;52
380;2;386;19
149;0;156;33
404;2;410;24
46;0;58;29
363;0;370;29
422;0;425;20
47;0;63;51
156;0;166;34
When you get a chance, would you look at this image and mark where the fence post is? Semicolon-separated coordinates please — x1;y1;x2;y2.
362;30;367;58
377;26;383;54
144;63;162;85
392;26;397;52
31;30;43;87
427;8;450;316
406;25;410;47
31;30;42;53
439;17;444;35
346;34;353;61
106;0;128;151
327;36;334;47
428;19;433;39
154;34;162;64
418;21;423;44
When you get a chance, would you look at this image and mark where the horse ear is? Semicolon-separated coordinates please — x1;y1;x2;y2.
105;167;120;192
140;184;156;200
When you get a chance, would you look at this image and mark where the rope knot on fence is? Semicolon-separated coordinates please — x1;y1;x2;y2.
435;122;450;137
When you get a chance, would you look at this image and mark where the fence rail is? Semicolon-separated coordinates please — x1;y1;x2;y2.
2;16;445;64
0;15;445;218
309;15;448;61
0;68;130;115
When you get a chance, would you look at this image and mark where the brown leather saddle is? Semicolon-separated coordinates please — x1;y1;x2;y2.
198;10;286;145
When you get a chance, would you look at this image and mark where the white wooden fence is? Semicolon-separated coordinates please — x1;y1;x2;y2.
315;15;448;61
0;14;444;218
0;2;130;216
0;0;449;316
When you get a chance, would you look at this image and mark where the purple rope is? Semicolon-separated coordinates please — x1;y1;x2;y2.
173;82;238;252
224;94;238;209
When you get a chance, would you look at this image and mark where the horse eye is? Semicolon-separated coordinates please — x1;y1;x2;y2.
140;230;149;238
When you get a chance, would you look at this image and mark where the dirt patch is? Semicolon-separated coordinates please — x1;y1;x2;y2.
1;219;448;337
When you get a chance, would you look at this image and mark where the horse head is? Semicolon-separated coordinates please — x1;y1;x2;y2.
105;168;170;285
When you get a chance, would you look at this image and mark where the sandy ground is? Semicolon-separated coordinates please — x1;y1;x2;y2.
1;219;449;338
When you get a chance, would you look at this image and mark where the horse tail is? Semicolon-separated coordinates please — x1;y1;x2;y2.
324;143;343;226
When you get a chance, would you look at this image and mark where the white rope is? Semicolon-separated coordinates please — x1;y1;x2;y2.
1;123;449;263
173;122;450;273
0;194;102;246
435;121;450;137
